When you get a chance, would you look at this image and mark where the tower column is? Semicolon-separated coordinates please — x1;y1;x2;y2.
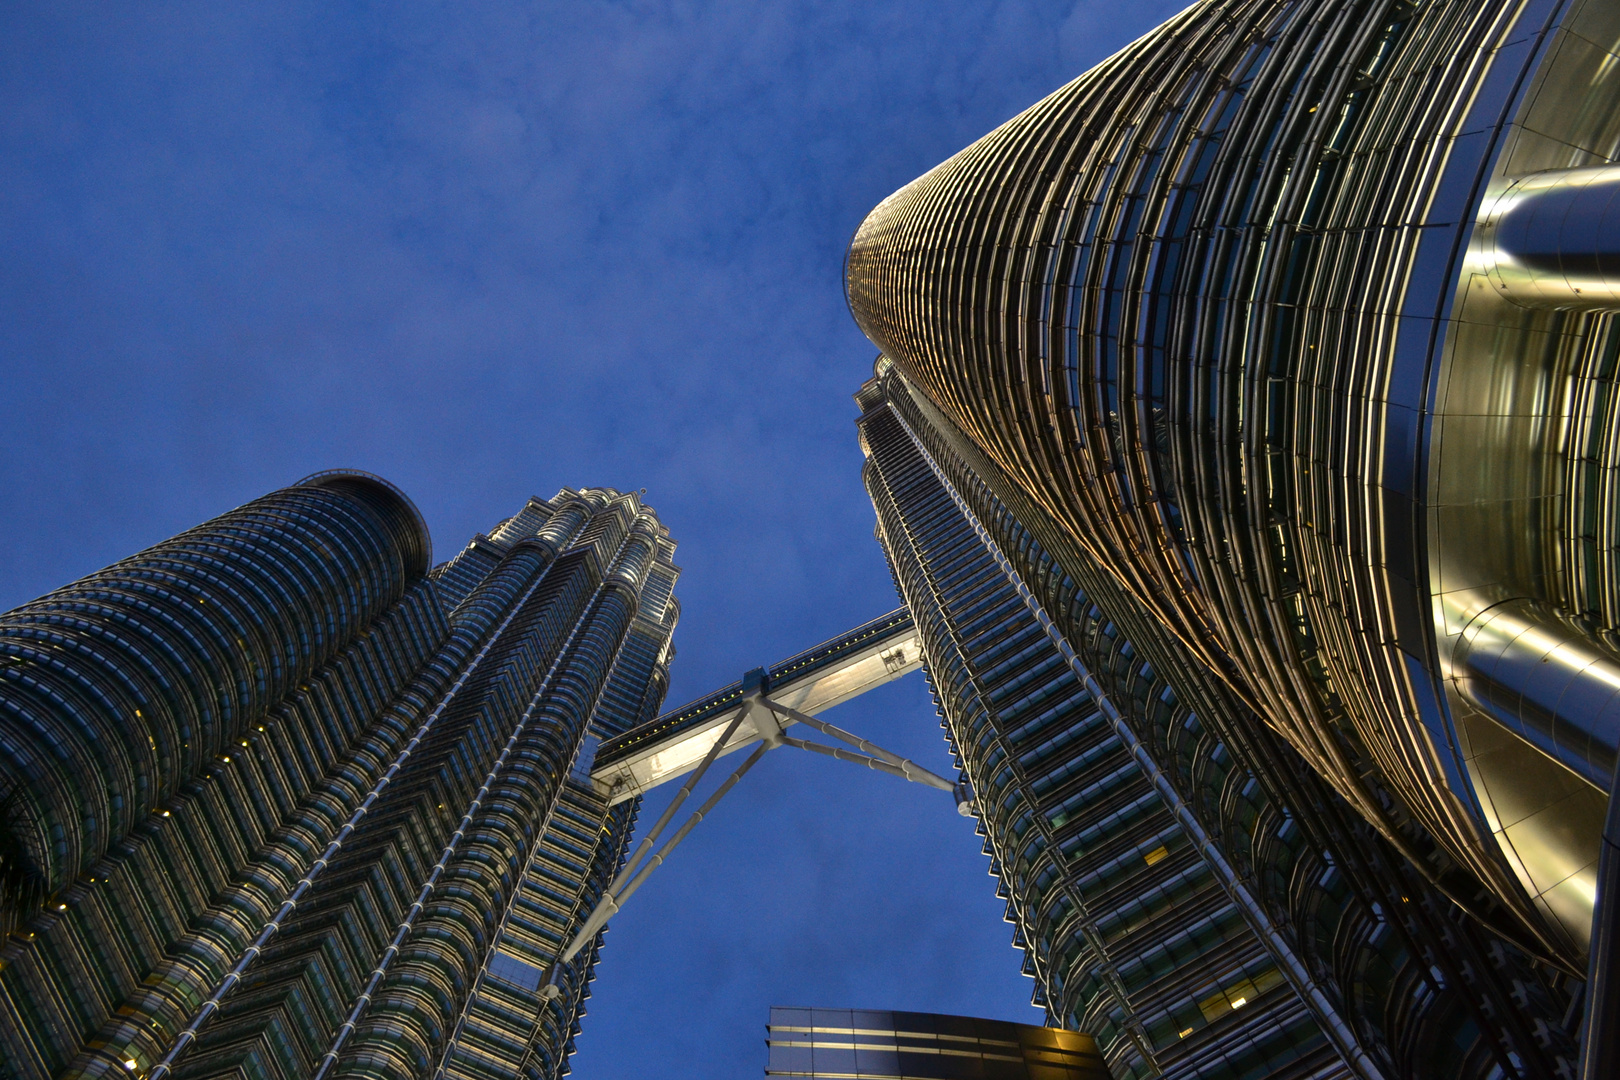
1479;166;1620;310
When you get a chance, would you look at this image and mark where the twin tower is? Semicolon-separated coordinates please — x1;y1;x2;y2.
5;0;1620;1078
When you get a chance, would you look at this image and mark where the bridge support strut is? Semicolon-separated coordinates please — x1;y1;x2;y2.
539;667;970;999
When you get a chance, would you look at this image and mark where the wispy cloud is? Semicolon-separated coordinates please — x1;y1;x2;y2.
0;1;1183;1075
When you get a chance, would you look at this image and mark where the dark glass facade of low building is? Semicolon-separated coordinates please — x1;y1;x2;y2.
765;1007;1110;1080
847;0;1620;982
858;373;1581;1079
0;475;678;1080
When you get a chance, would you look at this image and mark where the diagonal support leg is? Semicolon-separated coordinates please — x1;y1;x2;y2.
777;734;954;791
541;740;771;998
604;741;769;917
607;705;750;898
762;698;912;768
538;669;971;1003
763;699;956;792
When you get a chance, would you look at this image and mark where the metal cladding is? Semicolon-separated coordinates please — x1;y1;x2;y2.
847;0;1620;968
0;482;679;1080
765;1007;1112;1080
860;387;1348;1079
858;372;1580;1080
1475;165;1620;309
0;472;432;906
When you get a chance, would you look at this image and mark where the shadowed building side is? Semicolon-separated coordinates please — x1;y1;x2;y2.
0;472;447;1080
0;472;432;915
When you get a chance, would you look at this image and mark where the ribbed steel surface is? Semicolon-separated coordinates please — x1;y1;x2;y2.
0;483;679;1080
860;370;1580;1079
847;0;1588;964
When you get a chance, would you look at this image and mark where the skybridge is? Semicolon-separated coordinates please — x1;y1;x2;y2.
542;609;966;997
589;608;929;804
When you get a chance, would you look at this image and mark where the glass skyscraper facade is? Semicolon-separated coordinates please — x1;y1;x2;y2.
9;1;1620;1076
847;0;1620;984
0;473;678;1080
858;372;1577;1079
765;1007;1110;1080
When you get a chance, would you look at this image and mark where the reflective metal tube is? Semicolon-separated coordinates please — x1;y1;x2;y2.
1454;598;1620;791
1479;166;1620;310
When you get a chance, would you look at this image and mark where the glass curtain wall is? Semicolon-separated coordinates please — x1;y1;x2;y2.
859;371;1580;1079
0;479;678;1080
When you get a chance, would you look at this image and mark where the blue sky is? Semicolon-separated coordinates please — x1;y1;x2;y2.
0;2;1181;1076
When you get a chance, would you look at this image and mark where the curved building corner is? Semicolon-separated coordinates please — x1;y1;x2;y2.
849;0;1620;1014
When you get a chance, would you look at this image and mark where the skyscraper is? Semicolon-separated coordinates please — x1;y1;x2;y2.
848;0;1620;1071
764;1007;1111;1080
0;473;678;1080
858;370;1575;1079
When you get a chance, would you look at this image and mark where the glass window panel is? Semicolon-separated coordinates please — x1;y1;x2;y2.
772;1007;813;1030
810;1007;855;1031
767;1044;812;1074
855;1047;902;1075
812;1047;857;1075
851;1009;895;1033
